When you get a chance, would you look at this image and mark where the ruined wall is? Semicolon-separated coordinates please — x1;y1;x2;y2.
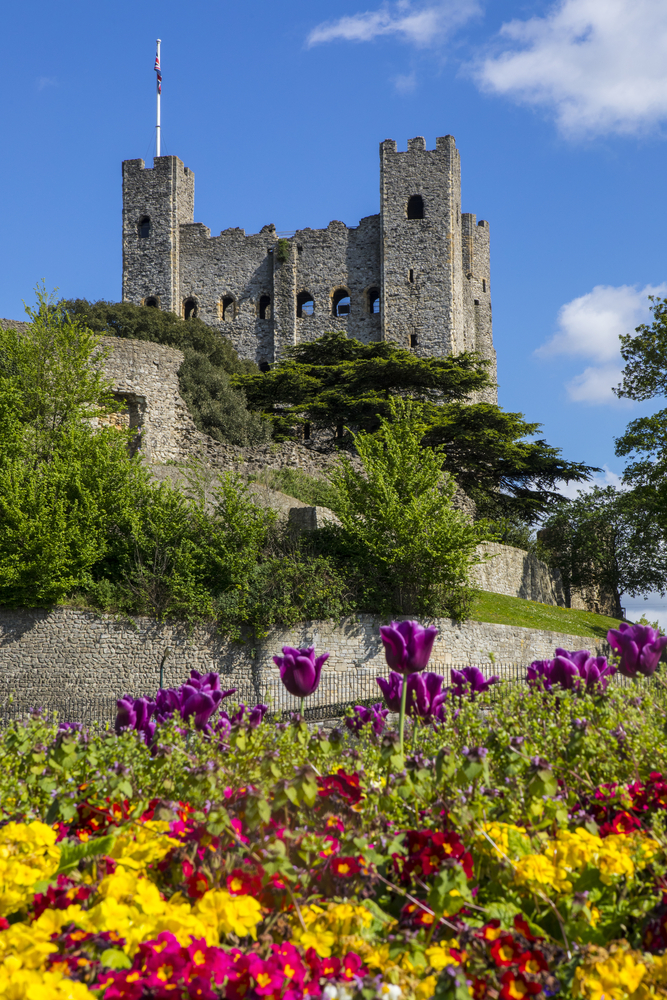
470;543;566;607
98;337;199;464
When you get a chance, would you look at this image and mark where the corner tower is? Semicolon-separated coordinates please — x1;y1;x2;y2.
122;156;194;314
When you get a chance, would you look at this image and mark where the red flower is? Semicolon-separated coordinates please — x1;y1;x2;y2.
331;856;361;877
471;977;489;999
491;935;523;967
319;956;341;978
401;901;436;928
186;872;210;899
227;866;263;896
514;915;540;942
499;971;541;999
600;811;642;837
518;950;548;975
317;770;363;805
248;956;284;997
480;919;502;942
341;952;365;980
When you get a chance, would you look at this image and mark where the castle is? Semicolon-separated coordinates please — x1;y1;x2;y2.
122;134;496;393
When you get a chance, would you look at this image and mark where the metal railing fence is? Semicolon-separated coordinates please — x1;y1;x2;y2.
0;660;655;728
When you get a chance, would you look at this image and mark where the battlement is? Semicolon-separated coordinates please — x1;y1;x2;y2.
380;134;457;155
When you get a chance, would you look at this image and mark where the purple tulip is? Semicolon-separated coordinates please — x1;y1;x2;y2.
526;648;616;693
607;623;667;678
379;620;439;675
526;661;554;692
247;704;269;729
273;646;329;698
406;672;448;722
376;671;403;712
346;703;388;736
450;666;500;700
115;696;138;734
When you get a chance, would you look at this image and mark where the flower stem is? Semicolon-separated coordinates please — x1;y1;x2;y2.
299;696;304;718
399;675;408;757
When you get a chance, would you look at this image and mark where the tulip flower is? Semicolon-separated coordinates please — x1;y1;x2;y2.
450;666;500;700
273;645;330;713
345;703;388;737
527;648;615;693
379;620;438;756
405;671;448;723
376;672;403;712
380;620;439;675
607;623;667;678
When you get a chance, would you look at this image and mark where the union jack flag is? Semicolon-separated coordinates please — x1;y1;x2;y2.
154;50;162;94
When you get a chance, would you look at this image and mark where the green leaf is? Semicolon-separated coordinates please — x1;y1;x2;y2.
100;948;132;970
56;834;116;874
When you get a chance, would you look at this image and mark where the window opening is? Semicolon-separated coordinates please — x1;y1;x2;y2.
259;362;270;373
407;195;424;220
183;298;198;320
409;269;414;283
144;297;159;308
297;291;314;317
138;216;150;238
474;299;480;306
410;333;419;348
482;279;487;293
332;289;351;317
259;295;271;320
303;423;311;441
222;296;235;320
368;288;380;314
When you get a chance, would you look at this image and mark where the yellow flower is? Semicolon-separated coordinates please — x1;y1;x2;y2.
425;941;462;971
572;942;648;999
514;853;571;893
477;822;532;861
107;820;179;872
193;889;263;941
0;822;60;917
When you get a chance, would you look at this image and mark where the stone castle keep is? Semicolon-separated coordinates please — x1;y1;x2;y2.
122;134;496;388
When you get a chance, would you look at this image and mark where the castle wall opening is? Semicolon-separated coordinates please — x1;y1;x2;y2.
407;195;424;220
332;289;350;317
297;292;314;318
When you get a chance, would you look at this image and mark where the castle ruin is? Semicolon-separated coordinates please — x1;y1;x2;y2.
122;135;496;394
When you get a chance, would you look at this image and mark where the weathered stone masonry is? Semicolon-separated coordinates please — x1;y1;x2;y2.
122;135;496;398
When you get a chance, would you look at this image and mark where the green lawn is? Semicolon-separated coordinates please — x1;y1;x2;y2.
471;590;625;641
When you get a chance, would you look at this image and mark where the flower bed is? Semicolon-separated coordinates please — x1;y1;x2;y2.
2;622;667;998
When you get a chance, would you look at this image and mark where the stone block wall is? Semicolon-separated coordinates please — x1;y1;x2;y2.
0;607;605;703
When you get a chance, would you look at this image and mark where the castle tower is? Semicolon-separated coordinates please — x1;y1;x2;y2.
122;156;194;314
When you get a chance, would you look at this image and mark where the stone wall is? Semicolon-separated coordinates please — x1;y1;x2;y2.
0;607;605;701
470;542;565;607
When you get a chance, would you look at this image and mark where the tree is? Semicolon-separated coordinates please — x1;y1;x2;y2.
0;288;117;460
537;487;667;618
321;398;484;620
233;331;492;439
236;331;596;522
61;299;271;447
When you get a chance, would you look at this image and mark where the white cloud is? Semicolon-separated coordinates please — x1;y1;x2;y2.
536;283;667;404
306;0;480;48
36;77;58;91
474;0;667;136
557;464;623;499
394;71;418;93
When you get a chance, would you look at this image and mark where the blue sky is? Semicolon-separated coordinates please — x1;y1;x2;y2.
2;0;667;617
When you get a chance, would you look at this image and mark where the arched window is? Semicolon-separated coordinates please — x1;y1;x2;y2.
138;216;151;238
367;288;380;314
222;296;235;320
407;195;424;220
144;296;159;308
332;289;350;317
297;291;314;317
183;298;198;320
259;295;271;320
410;333;419;348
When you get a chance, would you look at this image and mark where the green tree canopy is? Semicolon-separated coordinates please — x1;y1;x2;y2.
61;299;271;447
538;486;667;618
236;331;595;522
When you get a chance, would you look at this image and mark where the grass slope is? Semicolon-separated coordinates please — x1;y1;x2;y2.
471;590;624;641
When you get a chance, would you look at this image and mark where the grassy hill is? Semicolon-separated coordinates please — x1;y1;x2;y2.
471;591;624;641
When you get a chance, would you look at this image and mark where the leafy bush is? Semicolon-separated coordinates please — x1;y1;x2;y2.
250;466;338;508
61;298;271;447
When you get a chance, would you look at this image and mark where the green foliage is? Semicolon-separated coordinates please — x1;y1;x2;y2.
0;286;117;460
233;330;491;439
538;486;667;615
236;332;595;522
275;238;291;263
61;298;271;447
322;398;484;619
249;466;338;508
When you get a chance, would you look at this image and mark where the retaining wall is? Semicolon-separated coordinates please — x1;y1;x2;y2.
0;607;605;699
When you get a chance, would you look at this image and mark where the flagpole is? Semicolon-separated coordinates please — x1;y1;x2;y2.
156;38;161;157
